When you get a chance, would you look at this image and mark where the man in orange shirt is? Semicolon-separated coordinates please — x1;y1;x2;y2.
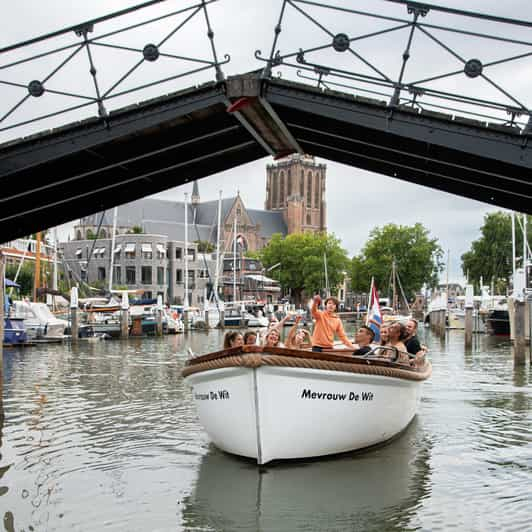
311;295;355;352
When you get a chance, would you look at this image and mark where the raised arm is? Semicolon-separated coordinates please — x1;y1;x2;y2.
311;294;322;320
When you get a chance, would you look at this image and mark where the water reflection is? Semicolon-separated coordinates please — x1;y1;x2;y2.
182;419;433;532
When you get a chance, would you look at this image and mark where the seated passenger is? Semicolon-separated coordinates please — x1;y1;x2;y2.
385;321;410;363
379;323;390;346
404;319;422;355
223;331;244;349
243;330;258;346
285;315;312;350
263;328;284;348
352;325;375;356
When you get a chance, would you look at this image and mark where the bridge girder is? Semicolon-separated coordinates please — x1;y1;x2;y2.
0;71;531;242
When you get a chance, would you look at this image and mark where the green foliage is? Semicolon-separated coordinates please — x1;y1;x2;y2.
86;229;96;240
461;212;531;293
350;223;443;298
128;225;143;234
195;240;215;253
258;232;350;302
5;263;34;296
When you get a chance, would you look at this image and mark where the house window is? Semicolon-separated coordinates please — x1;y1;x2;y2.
141;243;153;260
126;266;136;284
114;266;121;284
157;267;164;285
187;248;196;261
125;243;136;259
113;244;121;260
300;170;304;196
314;175;320;207
307;172;312;207
156;243;165;260
98;267;106;281
141;266;152;284
306;213;311;225
176;269;183;284
175;247;182;260
75;248;83;258
236;206;242;216
287;169;292;195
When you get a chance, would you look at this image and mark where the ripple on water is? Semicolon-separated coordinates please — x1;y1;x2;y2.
1;330;531;531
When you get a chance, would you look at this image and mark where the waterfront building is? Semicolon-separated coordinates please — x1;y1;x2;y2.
63;155;327;302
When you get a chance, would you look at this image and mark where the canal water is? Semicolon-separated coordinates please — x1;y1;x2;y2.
0;327;531;531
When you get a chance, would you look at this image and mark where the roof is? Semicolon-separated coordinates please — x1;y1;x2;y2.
247;209;287;237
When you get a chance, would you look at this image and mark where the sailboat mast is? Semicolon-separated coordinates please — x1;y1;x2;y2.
233;214;237;302
108;207;118;293
184;192;189;308
392;259;397;312
214;190;222;302
511;211;516;283
523;213;527;289
324;253;329;298
34;232;41;302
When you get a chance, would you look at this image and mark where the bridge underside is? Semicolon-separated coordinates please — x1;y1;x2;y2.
1;71;531;241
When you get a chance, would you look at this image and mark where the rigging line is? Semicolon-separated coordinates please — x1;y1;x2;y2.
395;269;411;313
192;203;221;313
84;211;106;290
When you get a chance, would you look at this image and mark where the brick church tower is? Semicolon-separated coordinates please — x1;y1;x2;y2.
265;154;327;234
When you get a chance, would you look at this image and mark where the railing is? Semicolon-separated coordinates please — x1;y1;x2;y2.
256;0;532;132
0;0;228;141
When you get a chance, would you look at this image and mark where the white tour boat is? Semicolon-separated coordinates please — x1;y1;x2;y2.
183;345;431;464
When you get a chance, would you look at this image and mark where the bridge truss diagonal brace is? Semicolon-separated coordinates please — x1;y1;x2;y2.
225;73;303;159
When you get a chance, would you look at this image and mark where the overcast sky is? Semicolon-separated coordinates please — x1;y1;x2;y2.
4;0;529;283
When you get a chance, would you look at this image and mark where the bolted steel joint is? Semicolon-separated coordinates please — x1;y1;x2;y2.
28;80;44;97
143;43;160;62
464;58;483;78
332;33;350;52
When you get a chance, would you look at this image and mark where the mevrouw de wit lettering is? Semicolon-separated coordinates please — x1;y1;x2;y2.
301;389;374;401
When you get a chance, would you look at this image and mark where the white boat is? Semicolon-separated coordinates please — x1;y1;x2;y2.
11;300;67;341
243;311;269;328
183;346;431;465
447;307;485;332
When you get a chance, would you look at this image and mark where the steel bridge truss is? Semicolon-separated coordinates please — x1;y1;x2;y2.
0;0;228;136
256;0;532;133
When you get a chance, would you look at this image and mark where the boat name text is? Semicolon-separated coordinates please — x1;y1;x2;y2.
300;389;374;401
194;390;230;401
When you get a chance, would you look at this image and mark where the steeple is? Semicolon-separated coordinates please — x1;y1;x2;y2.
191;180;200;205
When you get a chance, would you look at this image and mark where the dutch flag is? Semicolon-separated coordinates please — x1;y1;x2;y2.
366;278;382;343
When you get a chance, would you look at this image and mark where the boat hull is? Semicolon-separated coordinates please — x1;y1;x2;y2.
185;361;426;464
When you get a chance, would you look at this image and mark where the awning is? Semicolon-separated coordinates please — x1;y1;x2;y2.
156;243;165;254
141;243;152;253
75;249;82;257
114;245;121;253
96;247;106;256
125;243;136;253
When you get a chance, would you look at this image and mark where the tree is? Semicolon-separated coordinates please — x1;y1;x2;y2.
350;223;443;300
258;232;350;304
461;211;532;293
6;263;34;297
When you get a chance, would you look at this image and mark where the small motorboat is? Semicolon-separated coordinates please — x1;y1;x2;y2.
183;345;431;464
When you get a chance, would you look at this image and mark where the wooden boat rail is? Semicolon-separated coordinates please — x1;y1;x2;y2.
183;346;432;382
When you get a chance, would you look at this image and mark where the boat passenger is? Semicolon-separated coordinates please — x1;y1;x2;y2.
379;323;390;345
285;315;312;350
352;325;375;356
385;321;410;363
404;319;422;354
263;328;284;348
310;295;355;352
243;330;258;346
223;331;244;349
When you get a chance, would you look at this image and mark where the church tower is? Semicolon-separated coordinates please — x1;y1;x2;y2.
265;155;327;234
191;180;200;206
